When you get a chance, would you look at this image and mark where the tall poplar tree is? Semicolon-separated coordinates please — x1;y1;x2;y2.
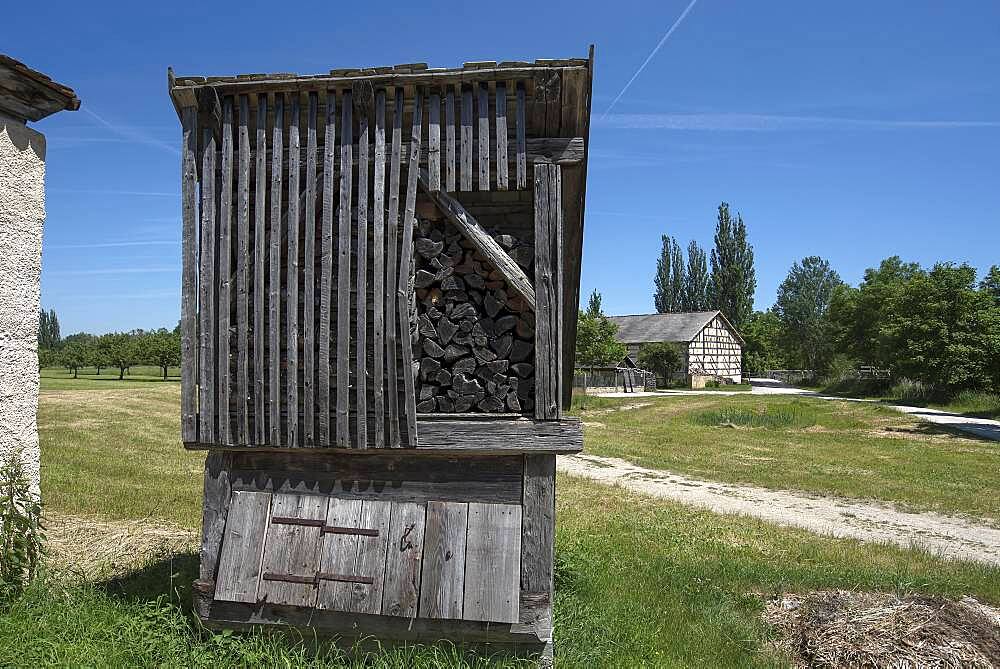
669;238;684;310
586;289;603;317
654;235;686;313
682;240;709;311
708;203;756;329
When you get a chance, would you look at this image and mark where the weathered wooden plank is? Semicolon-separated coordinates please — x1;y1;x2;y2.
427;90;440;191
477;82;489;191
347;500;392;614
356;105;370;450
316;497;364;610
417;173;535;311
495;83;509;190
253;95;267;444
199;452;232;584
199;131;218;445
385;90;403;448
533;163;561;420
419;501;468;619
303;92;318;446
268;94;284;446
398;89;422;448
180;106;198;443
236;95;251;445
336;89;353;448
459;86;472;191
258;493;327;607
286;95;301;446
218;96;234;444
520;454;554;635
463;503;521;623
371;91;387;450
444;87;456;191
318;92;336;445
515;83;526;189
382;501;425;617
214;490;271;602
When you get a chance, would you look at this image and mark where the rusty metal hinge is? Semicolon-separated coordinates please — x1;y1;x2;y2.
261;571;374;586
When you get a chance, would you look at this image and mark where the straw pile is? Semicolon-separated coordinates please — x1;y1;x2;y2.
764;590;1000;668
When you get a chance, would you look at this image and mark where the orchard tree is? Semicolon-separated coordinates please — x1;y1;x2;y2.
637;342;682;385
60;340;88;379
145;330;181;380
101;332;139;380
708;203;756;329
741;310;784;375
774;256;842;372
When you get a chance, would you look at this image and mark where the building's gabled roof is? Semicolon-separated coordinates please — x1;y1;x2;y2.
608;311;745;346
0;55;80;123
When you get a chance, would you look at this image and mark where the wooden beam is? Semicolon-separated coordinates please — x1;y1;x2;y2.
427;90;440;191
533;163;562;420
253;95;267;444
371;91;387;449
417;173;536;311
268;94;284;446
460;86;472;191
303;92;318;446
495;82;508;190
236;95;251;444
520;454;555;659
180;106;198;443
515;84;526;189
477;82;489;191
199;128;216;444
218;97;234;444
356;104;370;450
199;451;233;583
318;92;335;444
286;95;301;446
398;89;422;448
336;90;353;448
385;90;403;448
444;86;456;192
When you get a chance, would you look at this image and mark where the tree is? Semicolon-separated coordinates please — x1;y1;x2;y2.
100;332;139;380
60;340;88;379
37;308;61;349
774;256;843;372
637;342;681;385
682;240;709;311
708;203;756;329
980;265;1000;305
585;290;603;318
741;310;784;375
653;235;685;313
145;330;181;380
575;312;626;371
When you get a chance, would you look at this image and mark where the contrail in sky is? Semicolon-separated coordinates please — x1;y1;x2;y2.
84;107;180;156
602;0;700;120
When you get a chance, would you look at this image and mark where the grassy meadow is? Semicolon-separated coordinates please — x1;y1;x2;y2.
4;371;998;666
573;393;1000;522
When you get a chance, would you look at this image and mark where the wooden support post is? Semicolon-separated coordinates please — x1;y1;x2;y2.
199;128;216;443
318;92;336;445
336;89;353;448
445;86;456;192
533;164;562;420
180;106;198;443
521;454;556;663
371;90;387;449
218;96;234;444
385;89;403;448
236;95;250;445
286;94;301;446
268;94;284;446
200;450;234;584
495;82;508;190
477;82;490;191
303;93;318;445
253;95;267;444
398;89;422;447
356;101;370;449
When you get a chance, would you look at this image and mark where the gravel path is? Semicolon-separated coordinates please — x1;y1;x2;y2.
557;453;1000;566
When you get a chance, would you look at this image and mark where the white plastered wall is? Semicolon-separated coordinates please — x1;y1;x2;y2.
0;114;46;495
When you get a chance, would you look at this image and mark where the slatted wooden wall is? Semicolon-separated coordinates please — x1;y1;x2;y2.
180;80;555;448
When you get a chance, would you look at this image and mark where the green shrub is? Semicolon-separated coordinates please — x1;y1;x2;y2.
692;402;817;429
889;377;933;404
705;379;721;389
0;451;45;602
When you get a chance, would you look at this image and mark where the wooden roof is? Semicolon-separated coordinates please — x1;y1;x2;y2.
0;55;80;123
609;311;746;346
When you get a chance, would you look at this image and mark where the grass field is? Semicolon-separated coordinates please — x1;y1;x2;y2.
7;373;999;666
574;393;1000;522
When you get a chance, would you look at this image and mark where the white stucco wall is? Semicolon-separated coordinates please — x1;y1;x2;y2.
0;115;46;495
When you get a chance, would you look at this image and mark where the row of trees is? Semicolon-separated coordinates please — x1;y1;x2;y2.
654;203;757;328
743;257;1000;393
38;320;181;381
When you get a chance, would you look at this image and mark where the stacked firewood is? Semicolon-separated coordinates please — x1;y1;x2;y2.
413;220;535;413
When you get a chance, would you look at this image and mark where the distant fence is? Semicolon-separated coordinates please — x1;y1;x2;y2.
573;368;656;394
765;369;817;384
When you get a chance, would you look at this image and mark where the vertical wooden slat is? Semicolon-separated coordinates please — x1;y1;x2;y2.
398;89;422;447
533;163;562;420
268;94;284;446
236;95;251;444
318;92;336;444
286;94;301;446
477;82;490;191
385;90;403;448
258;493;327;607
316;498;363;610
463;503;521;623
495;83;509;191
198;128;216;444
371;91;387;449
303;93;318;446
427;90;440;191
336;89;353;448
459;86;472;191
444;87;456;192
515;83;527;190
214;490;270;602
179;106;197;443
521;454;555;637
419;501;468;619
199;451;232;582
349;500;391;614
356;103;370;450
253;95;267;444
218;97;234;444
382;501;425;617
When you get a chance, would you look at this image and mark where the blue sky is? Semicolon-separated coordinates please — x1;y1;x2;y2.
9;0;1000;334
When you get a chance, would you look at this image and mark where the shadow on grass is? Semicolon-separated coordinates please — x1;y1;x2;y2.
98;551;199;613
876;415;1000;442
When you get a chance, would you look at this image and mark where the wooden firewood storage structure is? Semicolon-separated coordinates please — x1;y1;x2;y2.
168;50;592;658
